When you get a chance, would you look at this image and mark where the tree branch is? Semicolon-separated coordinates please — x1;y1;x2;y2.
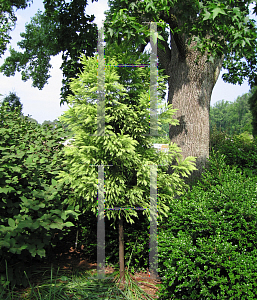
159;9;187;60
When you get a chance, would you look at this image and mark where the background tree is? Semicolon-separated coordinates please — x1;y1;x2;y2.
247;85;257;139
41;119;58;128
0;91;39;124
57;53;197;284
209;91;254;137
0;0;99;103
0;0;33;58
1;91;23;114
102;0;257;188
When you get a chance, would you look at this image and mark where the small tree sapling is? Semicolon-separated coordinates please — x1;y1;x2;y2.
57;53;197;283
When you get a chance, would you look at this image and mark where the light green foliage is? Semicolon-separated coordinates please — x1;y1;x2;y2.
0;103;79;287
57;53;197;228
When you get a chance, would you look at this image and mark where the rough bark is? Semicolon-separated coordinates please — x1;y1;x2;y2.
118;212;125;282
155;20;224;191
137;10;224;191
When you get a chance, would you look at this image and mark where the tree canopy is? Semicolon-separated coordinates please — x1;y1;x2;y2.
103;0;257;87
2;1;256;102
0;0;33;57
0;0;99;103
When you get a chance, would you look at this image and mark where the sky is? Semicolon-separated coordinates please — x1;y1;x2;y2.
0;0;253;124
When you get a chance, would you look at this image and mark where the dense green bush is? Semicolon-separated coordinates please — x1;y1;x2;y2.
157;148;257;299
0;103;78;288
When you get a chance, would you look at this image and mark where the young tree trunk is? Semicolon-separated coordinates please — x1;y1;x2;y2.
118;211;125;282
157;36;224;191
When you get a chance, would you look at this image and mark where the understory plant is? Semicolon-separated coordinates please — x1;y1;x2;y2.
0;103;78;289
157;147;257;299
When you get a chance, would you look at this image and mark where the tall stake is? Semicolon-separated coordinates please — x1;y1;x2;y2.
118;211;125;282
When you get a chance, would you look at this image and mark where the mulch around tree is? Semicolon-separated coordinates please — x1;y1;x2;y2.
38;246;163;299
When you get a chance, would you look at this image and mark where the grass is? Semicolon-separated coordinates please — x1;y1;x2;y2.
0;264;157;300
0;238;158;300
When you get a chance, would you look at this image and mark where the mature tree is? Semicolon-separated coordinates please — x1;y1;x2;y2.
0;0;171;105
0;0;33;57
1;91;23;114
102;0;257;187
0;0;99;103
57;53;197;285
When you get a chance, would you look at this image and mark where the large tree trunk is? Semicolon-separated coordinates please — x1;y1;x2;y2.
118;212;125;282
157;33;224;191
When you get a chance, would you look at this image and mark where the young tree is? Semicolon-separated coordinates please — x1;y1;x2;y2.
57;53;197;283
102;0;257;187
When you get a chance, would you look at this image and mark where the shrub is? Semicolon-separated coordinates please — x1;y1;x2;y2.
157;149;257;299
0;103;78;288
210;126;257;178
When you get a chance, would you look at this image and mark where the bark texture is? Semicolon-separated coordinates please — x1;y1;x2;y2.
138;10;224;192
153;11;224;191
165;39;223;190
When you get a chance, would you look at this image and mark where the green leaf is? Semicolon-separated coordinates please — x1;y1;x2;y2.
17;220;32;229
49;223;63;229
51;178;58;186
0;240;10;248
61;211;66;220
203;10;211;21
212;7;226;20
8;218;15;228
108;27;113;37
25;156;33;164
50;209;62;214
39;157;46;163
0;187;11;194
63;221;74;227
36;249;46;257
20;195;28;203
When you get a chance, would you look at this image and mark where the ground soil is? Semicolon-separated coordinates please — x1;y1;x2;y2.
26;245;163;299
